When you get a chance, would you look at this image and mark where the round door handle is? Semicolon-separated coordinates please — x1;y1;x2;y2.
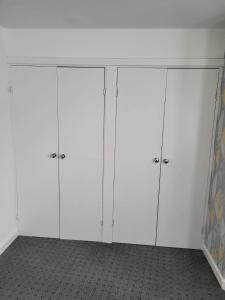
153;158;160;163
50;153;57;158
60;154;66;159
163;158;169;164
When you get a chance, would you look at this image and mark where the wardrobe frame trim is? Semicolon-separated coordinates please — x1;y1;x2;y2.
8;60;224;244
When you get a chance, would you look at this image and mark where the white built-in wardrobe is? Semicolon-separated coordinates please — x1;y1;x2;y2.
10;66;220;249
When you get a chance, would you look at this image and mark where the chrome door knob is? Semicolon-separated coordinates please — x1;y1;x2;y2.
153;157;160;163
163;158;169;164
50;153;57;158
60;154;66;159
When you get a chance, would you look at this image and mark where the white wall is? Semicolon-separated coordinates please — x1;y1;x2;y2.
4;29;225;59
0;27;17;254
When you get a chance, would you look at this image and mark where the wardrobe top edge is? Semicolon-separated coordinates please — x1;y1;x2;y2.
7;57;224;69
8;65;223;70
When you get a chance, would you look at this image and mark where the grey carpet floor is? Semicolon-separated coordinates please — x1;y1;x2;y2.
0;237;224;300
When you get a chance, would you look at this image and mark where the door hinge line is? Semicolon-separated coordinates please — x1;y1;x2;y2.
8;86;13;94
214;69;221;102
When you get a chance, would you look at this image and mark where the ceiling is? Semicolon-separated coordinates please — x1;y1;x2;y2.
0;0;225;29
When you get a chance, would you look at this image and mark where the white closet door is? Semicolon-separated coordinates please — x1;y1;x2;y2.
113;68;167;245
10;66;59;238
58;68;105;242
157;68;219;249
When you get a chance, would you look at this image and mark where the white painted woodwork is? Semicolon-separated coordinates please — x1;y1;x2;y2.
102;67;117;242
157;68;219;249
58;67;105;242
7;57;224;68
10;64;220;249
10;66;59;238
113;68;167;245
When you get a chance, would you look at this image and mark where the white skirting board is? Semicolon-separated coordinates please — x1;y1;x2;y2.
203;244;225;291
0;230;18;256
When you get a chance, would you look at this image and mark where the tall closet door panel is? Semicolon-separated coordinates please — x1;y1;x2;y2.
58;68;105;242
157;69;219;249
10;66;59;238
113;68;167;245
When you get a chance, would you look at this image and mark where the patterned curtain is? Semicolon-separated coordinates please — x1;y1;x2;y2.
205;67;225;277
